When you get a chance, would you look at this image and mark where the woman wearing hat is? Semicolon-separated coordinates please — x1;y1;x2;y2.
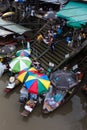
4;76;20;93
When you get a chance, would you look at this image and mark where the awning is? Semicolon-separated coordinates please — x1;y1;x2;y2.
40;0;68;4
0;17;31;34
0;29;13;37
56;1;87;28
39;0;60;4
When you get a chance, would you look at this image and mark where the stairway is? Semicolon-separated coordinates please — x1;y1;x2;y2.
30;22;74;72
31;20;51;43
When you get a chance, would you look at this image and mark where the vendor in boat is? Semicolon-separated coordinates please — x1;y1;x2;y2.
4;75;20;93
21;99;36;117
21;93;38;117
43;85;66;113
19;86;29;104
20;92;45;117
19;87;40;104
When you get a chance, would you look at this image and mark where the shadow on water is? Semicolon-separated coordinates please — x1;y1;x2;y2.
18;99;73;120
77;89;87;130
78;89;87;113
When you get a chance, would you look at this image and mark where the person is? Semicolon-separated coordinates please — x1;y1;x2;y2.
19;86;29;104
0;56;4;62
4;75;20;93
21;99;36;117
81;72;87;94
43;36;49;44
57;25;62;37
66;36;71;44
0;62;8;77
29;93;38;101
30;7;35;17
49;35;55;51
37;33;43;43
76;71;83;82
27;41;30;49
77;33;82;47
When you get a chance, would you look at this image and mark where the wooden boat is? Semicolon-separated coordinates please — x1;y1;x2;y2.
42;86;77;113
21;99;37;117
42;69;83;114
4;77;20;94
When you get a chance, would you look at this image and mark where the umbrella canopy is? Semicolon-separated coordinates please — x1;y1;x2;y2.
50;70;78;90
43;11;56;19
17;67;38;83
16;49;31;57
0;45;16;56
9;56;32;73
18;67;50;94
16;35;26;42
2;11;15;18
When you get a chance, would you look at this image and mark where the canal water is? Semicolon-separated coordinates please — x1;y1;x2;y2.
0;73;87;130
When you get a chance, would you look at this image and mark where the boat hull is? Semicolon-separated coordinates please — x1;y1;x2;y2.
42;85;80;114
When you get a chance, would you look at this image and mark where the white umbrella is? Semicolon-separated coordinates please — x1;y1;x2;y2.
9;56;32;73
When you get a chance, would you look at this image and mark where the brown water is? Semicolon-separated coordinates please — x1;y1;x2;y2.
0;73;87;130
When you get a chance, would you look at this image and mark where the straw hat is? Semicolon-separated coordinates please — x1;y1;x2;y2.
9;76;15;83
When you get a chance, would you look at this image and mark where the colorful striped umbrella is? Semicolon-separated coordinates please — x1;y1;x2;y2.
9;56;32;73
17;67;38;83
16;49;31;57
18;67;50;94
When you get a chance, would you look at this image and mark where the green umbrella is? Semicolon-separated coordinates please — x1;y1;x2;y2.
16;49;31;57
9;56;32;73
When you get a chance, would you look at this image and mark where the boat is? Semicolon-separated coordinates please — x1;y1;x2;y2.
20;93;45;117
4;76;20;93
42;69;83;114
21;99;37;117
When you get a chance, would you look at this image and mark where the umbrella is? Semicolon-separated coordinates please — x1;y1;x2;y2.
0;45;16;56
50;69;78;90
43;11;56;20
17;67;38;83
16;49;31;57
16;35;26;42
18;67;50;94
9;56;32;73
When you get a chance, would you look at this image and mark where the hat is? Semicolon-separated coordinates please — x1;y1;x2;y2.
9;76;15;83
